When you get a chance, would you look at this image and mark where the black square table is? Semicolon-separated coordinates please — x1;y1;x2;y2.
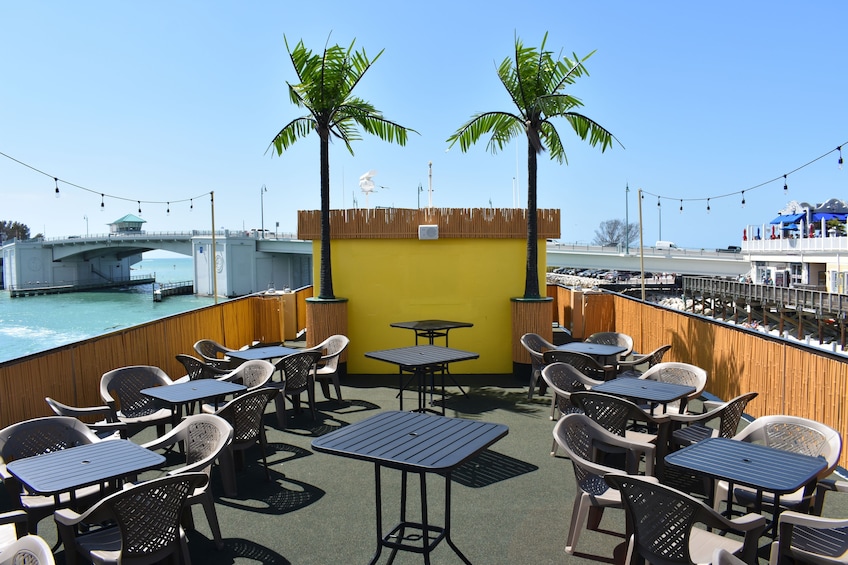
365;345;479;415
141;379;246;424
311;410;508;564
6;440;165;502
227;345;301;363
390;320;475;398
665;437;827;537
592;377;696;414
556;341;628;365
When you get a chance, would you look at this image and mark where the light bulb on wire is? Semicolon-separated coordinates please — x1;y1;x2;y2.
679;199;683;213
138;201;142;215
166;202;170;216
54;178;60;198
706;198;711;214
839;146;843;170
100;194;105;212
784;175;788;192
741;191;746;208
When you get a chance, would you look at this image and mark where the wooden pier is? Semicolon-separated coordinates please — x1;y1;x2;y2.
9;276;155;297
682;276;848;348
153;281;194;301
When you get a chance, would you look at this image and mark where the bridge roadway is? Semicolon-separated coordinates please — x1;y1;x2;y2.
24;234;749;278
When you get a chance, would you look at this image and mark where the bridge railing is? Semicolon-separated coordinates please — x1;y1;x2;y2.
38;230;301;242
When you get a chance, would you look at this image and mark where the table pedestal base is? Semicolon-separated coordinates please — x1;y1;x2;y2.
371;465;471;565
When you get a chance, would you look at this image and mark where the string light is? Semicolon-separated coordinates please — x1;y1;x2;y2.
839;146;844;170
741;191;746;208
706;198;711;214
100;193;105;211
190;199;193;211
137;201;142;214
166;202;170;216
679;199;683;213
54;178;59;198
784;175;788;192
657;196;660;208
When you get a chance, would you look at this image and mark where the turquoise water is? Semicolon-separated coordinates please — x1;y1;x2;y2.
0;257;218;363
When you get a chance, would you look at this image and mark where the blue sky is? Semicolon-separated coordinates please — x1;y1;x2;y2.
1;1;845;250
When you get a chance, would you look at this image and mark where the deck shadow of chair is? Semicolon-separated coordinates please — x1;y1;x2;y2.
44;397;127;440
200;360;275;414
0;416;107;535
100;365;175;438
552;413;657;556
269;351;322;429
569;391;671;477
0;534;55;565
543;349;616;382
174;354;230;383
193;339;237;369
713;414;842;517
450;449;538;488
540;362;603;455
141;414;234;548
519;333;557;400
616;344;672;378
605;474;766;565
55;472;208;565
211;387;279;494
584;332;634;361
305;335;350;402
769;480;848;565
638;361;708;415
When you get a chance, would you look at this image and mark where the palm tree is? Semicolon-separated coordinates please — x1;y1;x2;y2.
447;33;620;299
269;37;415;299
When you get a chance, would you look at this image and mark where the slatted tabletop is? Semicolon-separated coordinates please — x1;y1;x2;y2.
7;440;165;495
557;342;628;358
141;379;246;404
365;345;479;370
312;410;508;472
593;377;695;404
227;345;301;362
665;437;827;493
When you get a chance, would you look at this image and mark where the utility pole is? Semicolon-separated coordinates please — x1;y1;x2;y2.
625;184;630;255
260;185;267;238
84;215;89;237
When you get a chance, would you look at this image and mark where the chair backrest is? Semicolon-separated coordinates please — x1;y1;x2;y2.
274;351;322;393
704;392;759;439
520;333;555;370
193;339;233;363
0;416;99;466
0;535;54;565
223;360;275;390
175;354;227;381
78;473;207;563
160;415;233;480
734;414;842;475
543;350;609;381
214;388;277;448
311;335;350;371
605;474;735;565
585;332;634;357
44;397;124;440
100;366;173;418
570;391;665;437
541;363;602;416
639;362;707;403
554;414;633;496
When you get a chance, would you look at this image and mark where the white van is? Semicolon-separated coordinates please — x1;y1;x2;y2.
655;240;677;250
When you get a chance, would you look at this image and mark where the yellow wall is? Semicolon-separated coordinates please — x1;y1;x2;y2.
313;237;547;374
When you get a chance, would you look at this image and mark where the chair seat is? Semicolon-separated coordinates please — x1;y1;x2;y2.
687;527;744;564
21;484;105;514
75;526;123;565
115;408;172;426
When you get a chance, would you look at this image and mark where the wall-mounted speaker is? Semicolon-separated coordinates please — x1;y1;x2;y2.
418;225;439;240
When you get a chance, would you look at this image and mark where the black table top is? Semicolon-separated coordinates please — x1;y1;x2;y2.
311;410;508;472
665;437;828;494
556;342;628;357
365;345;479;370
390;320;474;333
141;379;246;404
593;377;695;404
227;345;301;361
6;440;165;495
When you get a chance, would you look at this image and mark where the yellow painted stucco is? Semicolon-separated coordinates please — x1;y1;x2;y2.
311;237;547;374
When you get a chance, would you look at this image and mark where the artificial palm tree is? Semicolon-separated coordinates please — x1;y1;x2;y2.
447;33;620;299
269;36;415;299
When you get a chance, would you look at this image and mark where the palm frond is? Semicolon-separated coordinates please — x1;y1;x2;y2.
267;117;315;155
447;111;523;154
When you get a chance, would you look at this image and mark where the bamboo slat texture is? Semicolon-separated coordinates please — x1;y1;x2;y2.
511;300;554;364
297;208;560;240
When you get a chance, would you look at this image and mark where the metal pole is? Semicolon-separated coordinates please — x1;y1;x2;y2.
638;189;645;301
260;184;267;238
84;215;89;237
427;162;433;208
625;184;630;255
658;199;662;241
210;191;218;304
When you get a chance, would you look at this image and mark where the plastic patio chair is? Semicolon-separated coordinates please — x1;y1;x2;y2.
552;413;656;555
0;416;105;534
713;414;842;517
44;396;127;440
305;334;349;401
141;414;234;547
584;331;634;361
100;365;174;437
0;535;54;565
540;362;603;455
519;333;557;400
174;354;230;383
193;339;237;369
269;351;322;429
55;472;207;565
638;361;708;415
199;359;275;414
605;474;767;565
616;344;672;378
0;511;29;554
543;349;617;382
669;391;759;448
211;387;278;490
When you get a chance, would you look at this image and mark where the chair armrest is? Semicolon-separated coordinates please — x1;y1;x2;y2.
778;509;848;529
0;509;28;539
141;428;181;452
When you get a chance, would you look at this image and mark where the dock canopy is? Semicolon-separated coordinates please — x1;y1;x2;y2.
811;212;847;222
770;213;805;225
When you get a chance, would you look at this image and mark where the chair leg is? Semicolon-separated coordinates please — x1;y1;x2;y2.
259;429;271;481
273;394;288;429
198;492;224;550
307;383;316;420
528;369;538;400
565;493;589;554
180;530;192;565
217;449;237;497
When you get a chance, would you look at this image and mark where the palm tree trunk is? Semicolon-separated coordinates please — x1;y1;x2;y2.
318;130;334;299
524;140;540;299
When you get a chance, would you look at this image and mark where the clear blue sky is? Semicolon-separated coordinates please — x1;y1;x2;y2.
1;1;845;249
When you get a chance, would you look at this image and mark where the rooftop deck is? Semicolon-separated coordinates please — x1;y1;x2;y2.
17;374;848;565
